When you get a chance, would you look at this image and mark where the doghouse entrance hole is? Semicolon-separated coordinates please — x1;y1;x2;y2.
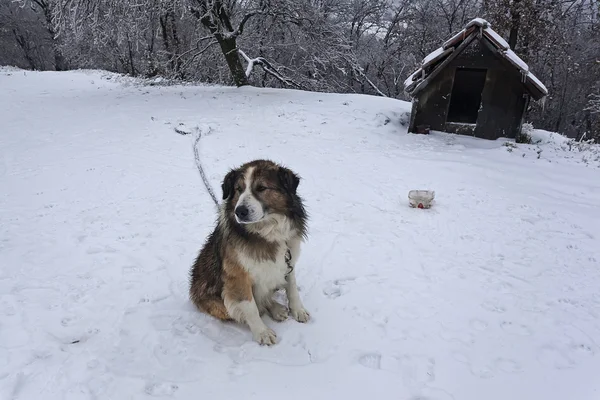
447;68;487;123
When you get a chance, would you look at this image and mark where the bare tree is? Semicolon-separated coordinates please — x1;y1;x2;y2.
12;0;67;70
188;0;258;86
2;0;599;138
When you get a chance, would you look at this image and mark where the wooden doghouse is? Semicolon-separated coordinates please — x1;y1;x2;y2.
404;18;548;140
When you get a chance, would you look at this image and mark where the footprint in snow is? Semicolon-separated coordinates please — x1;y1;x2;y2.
86;245;117;255
408;387;456;400
450;351;495;379
228;363;249;378
322;277;356;299
469;319;488;331
357;352;436;387
358;352;382;370
569;343;595;358
438;323;475;345
480;300;506;313
537;345;576;370
493;358;522;374
144;382;178;396
398;354;436;385
500;321;532;336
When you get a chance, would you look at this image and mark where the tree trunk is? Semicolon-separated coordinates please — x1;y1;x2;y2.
127;37;136;76
576;112;592;141
216;35;248;87
12;29;38;70
41;4;67;71
190;0;250;87
169;13;183;78
51;42;67;71
160;11;184;78
360;63;370;94
508;0;521;49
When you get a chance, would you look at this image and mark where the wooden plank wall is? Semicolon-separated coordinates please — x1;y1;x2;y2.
409;38;529;140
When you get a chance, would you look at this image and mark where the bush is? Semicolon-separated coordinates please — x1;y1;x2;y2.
516;123;534;144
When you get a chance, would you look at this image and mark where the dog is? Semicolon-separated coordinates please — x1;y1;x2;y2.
189;159;310;345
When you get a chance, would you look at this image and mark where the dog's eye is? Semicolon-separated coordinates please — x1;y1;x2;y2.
256;185;267;192
235;185;243;192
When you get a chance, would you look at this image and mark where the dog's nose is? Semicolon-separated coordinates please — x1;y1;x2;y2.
235;205;249;219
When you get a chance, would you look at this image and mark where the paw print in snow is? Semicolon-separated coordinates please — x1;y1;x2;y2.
144;382;178;396
323;277;356;299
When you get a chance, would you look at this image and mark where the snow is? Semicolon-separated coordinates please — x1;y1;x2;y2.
403;68;421;89
421;47;445;67
443;28;469;49
442;18;490;49
526;129;600;167
503;49;529;73
529;129;570;145
409;18;547;100
483;28;509;50
527;71;549;95
1;68;600;400
465;18;490;29
442;18;488;50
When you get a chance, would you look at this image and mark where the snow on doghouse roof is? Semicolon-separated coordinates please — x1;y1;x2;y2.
404;18;548;100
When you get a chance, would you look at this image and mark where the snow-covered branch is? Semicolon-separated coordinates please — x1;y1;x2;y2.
239;49;304;90
353;65;388;97
585;93;600;114
179;39;218;71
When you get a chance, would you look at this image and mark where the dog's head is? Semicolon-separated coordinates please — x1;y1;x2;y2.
221;160;301;225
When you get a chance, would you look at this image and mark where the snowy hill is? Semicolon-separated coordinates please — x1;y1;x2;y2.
1;69;599;400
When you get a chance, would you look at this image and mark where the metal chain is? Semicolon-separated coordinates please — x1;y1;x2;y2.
192;127;219;207
285;247;293;276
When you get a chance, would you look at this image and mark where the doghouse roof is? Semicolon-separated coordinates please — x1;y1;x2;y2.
404;18;548;101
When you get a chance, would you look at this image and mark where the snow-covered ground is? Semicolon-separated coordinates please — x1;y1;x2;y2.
1;68;599;400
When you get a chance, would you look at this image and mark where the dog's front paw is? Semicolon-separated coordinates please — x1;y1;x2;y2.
253;327;278;346
267;302;289;322
290;307;310;323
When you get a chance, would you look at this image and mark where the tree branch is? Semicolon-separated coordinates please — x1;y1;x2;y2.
180;40;219;71
353;65;388;97
234;11;259;37
239;48;305;90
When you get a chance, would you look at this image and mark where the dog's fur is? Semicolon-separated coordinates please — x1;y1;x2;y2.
189;159;310;345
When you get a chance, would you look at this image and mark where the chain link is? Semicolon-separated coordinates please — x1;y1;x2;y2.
285;247;293;276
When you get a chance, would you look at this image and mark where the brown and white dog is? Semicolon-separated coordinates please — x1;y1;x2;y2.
189;159;310;345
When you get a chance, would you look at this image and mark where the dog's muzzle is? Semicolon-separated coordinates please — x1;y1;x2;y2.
234;190;265;224
235;205;250;222
234;204;264;224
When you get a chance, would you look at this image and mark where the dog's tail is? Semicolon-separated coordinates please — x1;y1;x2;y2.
193;128;219;207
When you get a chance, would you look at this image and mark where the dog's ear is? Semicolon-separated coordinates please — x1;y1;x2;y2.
221;169;239;200
278;166;300;195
